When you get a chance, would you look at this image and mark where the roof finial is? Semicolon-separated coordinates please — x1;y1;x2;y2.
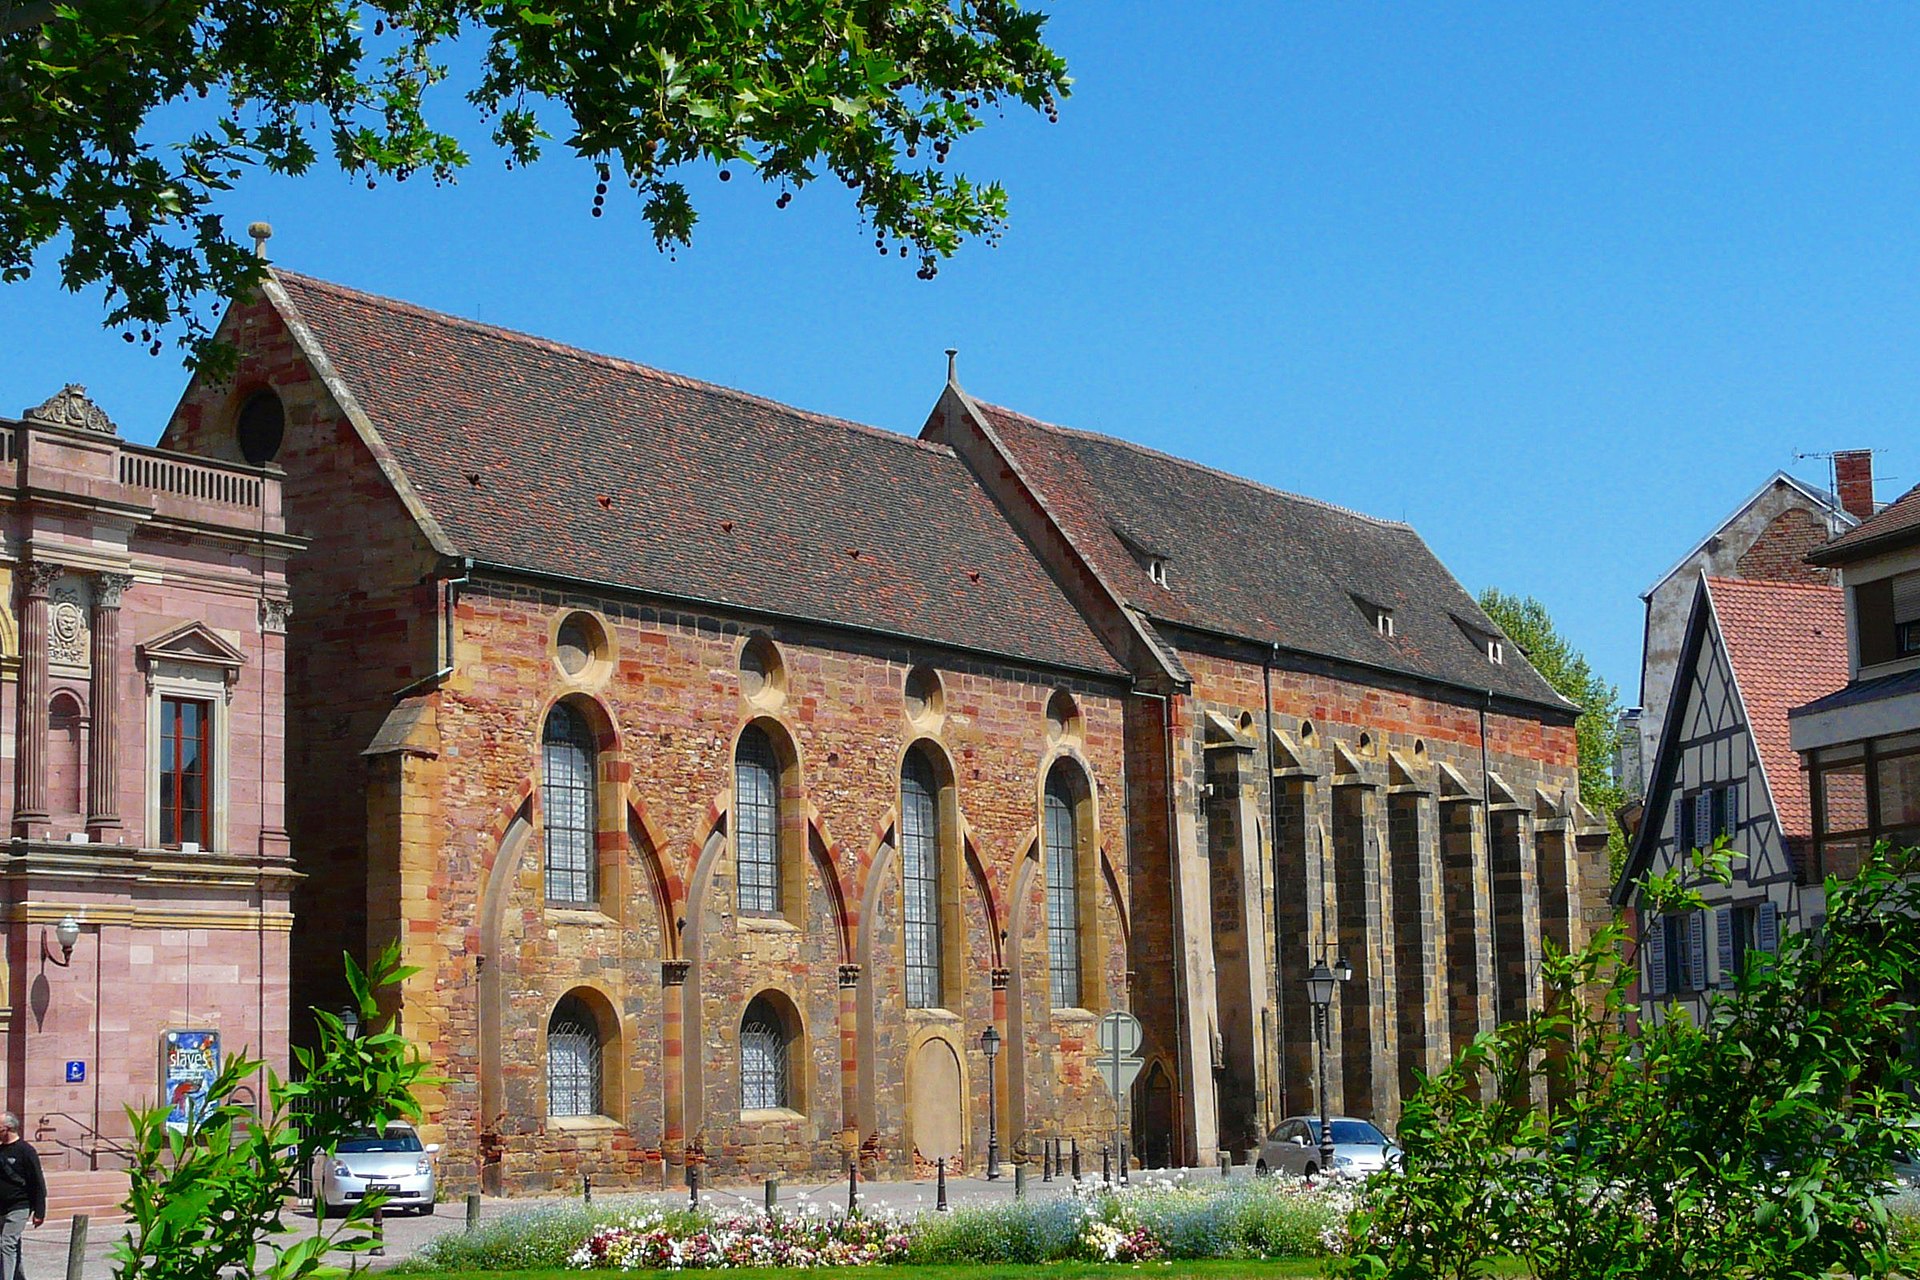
248;221;273;259
945;347;959;385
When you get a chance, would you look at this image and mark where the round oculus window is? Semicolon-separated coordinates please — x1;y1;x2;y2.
235;389;285;466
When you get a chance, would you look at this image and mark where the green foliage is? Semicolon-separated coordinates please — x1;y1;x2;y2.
1477;588;1627;874
0;0;1069;368
111;942;437;1280
1333;842;1920;1280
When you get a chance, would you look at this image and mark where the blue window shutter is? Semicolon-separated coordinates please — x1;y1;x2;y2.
1725;782;1739;835
1687;911;1708;990
1675;796;1690;854
1757;901;1779;955
1694;794;1713;850
1646;915;1668;998
1716;906;1734;985
1710;788;1726;843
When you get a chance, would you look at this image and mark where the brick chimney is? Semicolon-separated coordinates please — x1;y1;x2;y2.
1835;449;1875;522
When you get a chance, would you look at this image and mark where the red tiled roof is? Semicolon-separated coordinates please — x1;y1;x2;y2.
1705;576;1848;840
970;401;1569;707
1810;481;1920;563
268;272;1123;677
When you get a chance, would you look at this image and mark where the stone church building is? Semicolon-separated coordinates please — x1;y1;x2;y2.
158;270;1606;1192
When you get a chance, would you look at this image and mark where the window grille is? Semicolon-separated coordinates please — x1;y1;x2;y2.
735;727;781;914
740;996;790;1111
901;751;943;1008
543;704;597;905
1044;771;1083;1009
547;996;602;1118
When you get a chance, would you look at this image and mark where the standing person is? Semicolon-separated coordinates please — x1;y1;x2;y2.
0;1114;44;1280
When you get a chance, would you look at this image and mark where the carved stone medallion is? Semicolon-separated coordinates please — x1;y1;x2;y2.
22;385;118;435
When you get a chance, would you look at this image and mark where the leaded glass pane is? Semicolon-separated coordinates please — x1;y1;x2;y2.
740;997;789;1111
736;728;781;914
901;752;942;1009
547;996;601;1118
543;704;597;905
1045;772;1082;1009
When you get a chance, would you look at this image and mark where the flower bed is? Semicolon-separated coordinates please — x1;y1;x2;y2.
407;1173;1355;1272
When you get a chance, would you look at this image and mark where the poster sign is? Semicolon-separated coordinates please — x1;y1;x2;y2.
162;1030;220;1132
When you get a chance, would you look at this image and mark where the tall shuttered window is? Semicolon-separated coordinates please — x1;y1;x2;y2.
1044;770;1083;1009
901;751;942;1009
159;697;211;847
543;704;597;906
547;995;602;1118
735;727;781;914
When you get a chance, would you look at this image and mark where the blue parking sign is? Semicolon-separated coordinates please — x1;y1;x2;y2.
65;1061;84;1083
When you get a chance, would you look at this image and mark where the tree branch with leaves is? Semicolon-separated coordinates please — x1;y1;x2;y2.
2;0;1068;370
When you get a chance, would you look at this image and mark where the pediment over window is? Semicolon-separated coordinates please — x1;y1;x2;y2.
1202;710;1250;749
1269;730;1314;776
1330;741;1379;787
136;621;246;689
1387;750;1431;793
1486;770;1523;810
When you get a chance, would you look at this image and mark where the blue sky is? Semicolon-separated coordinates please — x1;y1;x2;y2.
3;3;1916;706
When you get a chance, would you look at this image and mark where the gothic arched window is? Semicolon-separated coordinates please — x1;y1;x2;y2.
740;994;792;1112
1044;764;1084;1009
547;994;603;1118
901;749;942;1009
542;703;597;906
735;726;781;914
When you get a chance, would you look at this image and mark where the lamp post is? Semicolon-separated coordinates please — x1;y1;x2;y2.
339;1003;361;1042
980;1025;1001;1180
1304;958;1342;1177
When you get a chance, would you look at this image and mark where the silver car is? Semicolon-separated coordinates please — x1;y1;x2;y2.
1256;1115;1398;1179
313;1123;440;1215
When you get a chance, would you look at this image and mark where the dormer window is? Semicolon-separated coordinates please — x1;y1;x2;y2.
1853;570;1920;667
1354;594;1394;638
1376;608;1394;638
1112;525;1171;590
1488;639;1504;665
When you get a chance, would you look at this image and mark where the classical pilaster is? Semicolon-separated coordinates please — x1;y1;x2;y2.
14;561;60;836
86;571;133;838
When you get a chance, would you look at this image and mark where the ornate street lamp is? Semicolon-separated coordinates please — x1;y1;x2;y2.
339;1003;361;1042
1304;956;1348;1176
50;916;81;965
980;1025;1001;1180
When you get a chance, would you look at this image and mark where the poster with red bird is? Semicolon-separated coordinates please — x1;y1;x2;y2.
161;1030;220;1133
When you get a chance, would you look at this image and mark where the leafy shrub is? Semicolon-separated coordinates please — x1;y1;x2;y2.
1335;841;1920;1280
903;1195;1086;1264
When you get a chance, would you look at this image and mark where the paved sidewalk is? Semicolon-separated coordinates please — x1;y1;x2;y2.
25;1167;1238;1280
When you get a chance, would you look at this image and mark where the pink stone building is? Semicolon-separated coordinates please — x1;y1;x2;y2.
0;385;295;1191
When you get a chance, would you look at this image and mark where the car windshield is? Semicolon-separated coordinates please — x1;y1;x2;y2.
337;1129;422;1154
1330;1120;1387;1145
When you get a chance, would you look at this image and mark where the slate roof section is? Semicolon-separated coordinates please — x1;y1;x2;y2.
268;272;1123;677
968;401;1568;708
1810;480;1920;564
1705;577;1848;841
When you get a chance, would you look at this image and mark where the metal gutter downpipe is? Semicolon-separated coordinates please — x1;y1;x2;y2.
392;556;472;700
1479;690;1502;1024
1263;643;1287;1120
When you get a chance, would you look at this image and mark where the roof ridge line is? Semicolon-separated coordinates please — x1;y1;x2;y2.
271;269;955;459
1703;575;1846;595
975;399;1414;532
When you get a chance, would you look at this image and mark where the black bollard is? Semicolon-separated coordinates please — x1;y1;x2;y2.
848;1155;859;1216
371;1203;385;1257
584;1171;593;1204
1121;1140;1130;1185
936;1156;948;1212
1014;1164;1026;1199
766;1177;779;1214
689;1164;701;1209
466;1193;481;1232
1102;1144;1112;1184
1071;1139;1081;1181
1220;1151;1232;1179
1043;1138;1054;1181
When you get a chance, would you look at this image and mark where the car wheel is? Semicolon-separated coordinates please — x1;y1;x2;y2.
1254;1160;1267;1176
418;1202;435;1216
1303;1163;1318;1178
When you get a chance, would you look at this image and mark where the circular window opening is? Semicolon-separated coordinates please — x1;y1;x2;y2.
740;634;786;708
904;664;945;727
554;611;607;679
235;389;285;466
1046;689;1082;743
